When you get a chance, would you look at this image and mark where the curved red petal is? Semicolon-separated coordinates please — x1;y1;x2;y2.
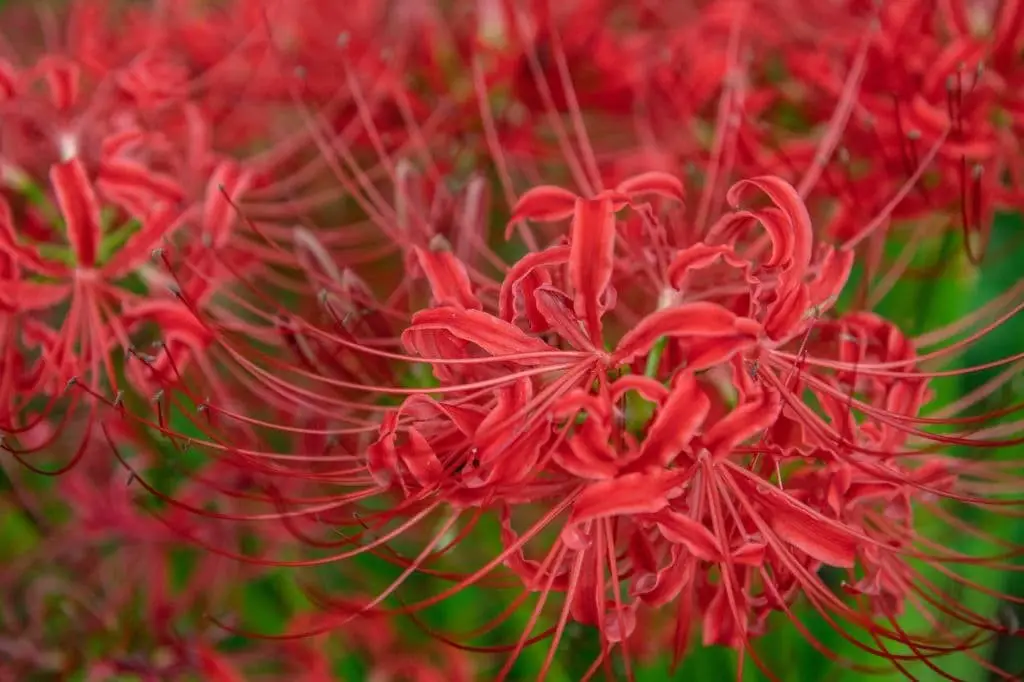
414;245;482;310
50;158;101;268
569;197;616;340
612;302;760;366
505;185;578;237
726;175;813;274
614;171;686;202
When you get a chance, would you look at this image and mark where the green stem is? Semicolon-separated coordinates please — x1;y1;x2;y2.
644;337;667;378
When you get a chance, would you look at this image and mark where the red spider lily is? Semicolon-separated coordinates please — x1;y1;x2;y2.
6;2;1020;681
0;8;317;466
0;158;176;424
770;0;1024;262
101;116;1024;679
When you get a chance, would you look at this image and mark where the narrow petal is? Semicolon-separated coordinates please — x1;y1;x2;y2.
401;395;486;438
764;282;811;341
751;478;860;567
403;307;554;361
506;185;578;237
402;426;444;487
0;59;18;99
367;412;400;488
554;436;620;480
533;285;594;351
39;56;81;111
614;171;685;202
569;197;616;340
666;243;752;291
0;281;70;311
609;374;669;403
0;199;66;276
97;158;185;212
654;510;722;561
50;158;101;267
612;302;760;365
703;387;781;459
414;243;481;310
726;176;813;274
566;471;677;528
634;372;709;469
498;245;568;325
808;246;854;309
732;541;767;566
104;205;179;276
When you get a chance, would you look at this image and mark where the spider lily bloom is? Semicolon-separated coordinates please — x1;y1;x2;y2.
0;12;280;461
0;157;182;466
309;178;775;660
244;167;1021;681
16;3;1018;680
774;0;1024;262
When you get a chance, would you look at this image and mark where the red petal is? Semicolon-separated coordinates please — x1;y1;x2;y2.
498;245;569;325
414;244;481;310
569;197;616;340
764;282;811;341
122;300;211;347
50;158;101;267
0;59;18;99
401;395;486;438
732;541;766;566
612;302;760;366
97;158;184;213
703;387;781;459
666;243;751;291
681;335;761;373
726;176;812;273
0;199;66;276
506;185;578;237
0;281;69;311
402;426;444;487
754;480;859;567
654;510;722;561
609;374;669;403
567;471;679;527
636;547;695;608
808;246;854;309
100;129;146;157
104;205;178;276
40;57;81;111
703;585;746;648
533;285;594;351
500;508;568;591
552;393;617;480
403;307;553;362
554;434;620;480
457;176;489;254
367;412;400;488
477;379;535;443
614;171;685;202
634;372;709;469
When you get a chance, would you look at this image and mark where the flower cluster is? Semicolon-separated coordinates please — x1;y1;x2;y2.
1;1;1023;680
